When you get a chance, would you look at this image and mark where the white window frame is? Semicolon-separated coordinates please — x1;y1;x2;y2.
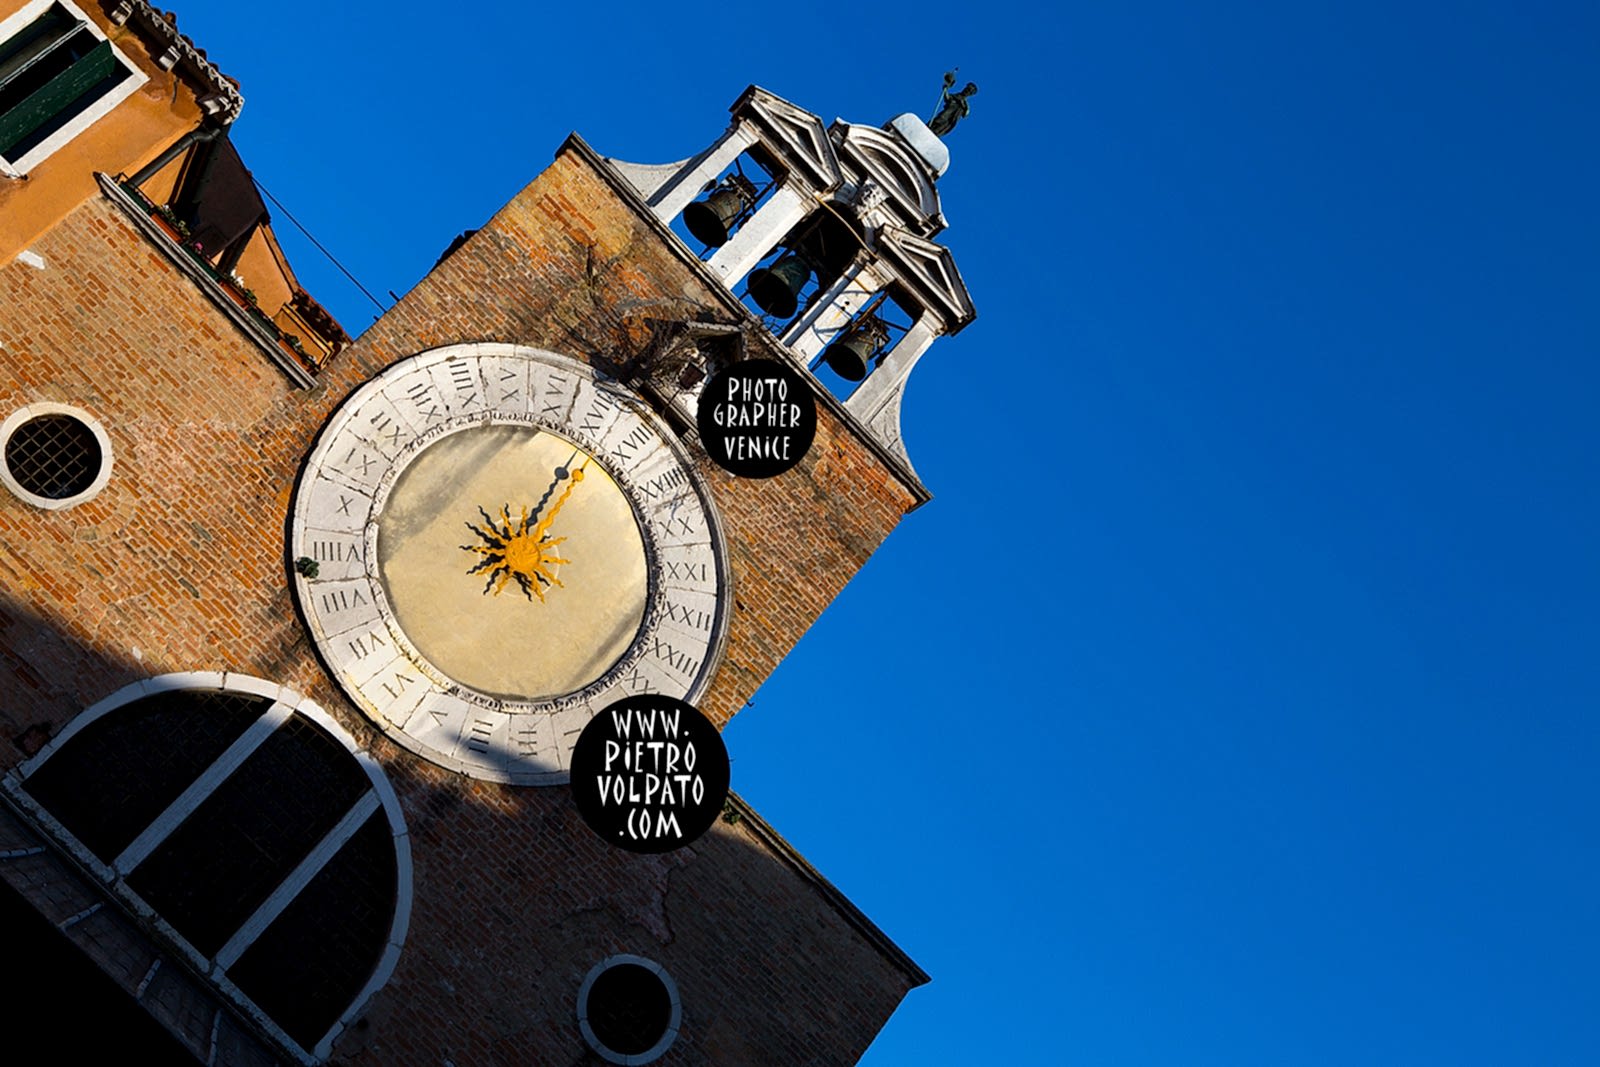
0;401;114;510
576;954;683;1065
0;0;148;177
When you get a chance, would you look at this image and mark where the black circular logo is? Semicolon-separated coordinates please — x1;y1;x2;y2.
569;695;730;853
696;358;816;478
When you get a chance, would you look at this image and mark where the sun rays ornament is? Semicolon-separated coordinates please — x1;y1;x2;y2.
289;344;729;786
461;454;589;601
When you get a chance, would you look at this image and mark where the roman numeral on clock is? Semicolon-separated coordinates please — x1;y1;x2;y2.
404;379;444;423
448;359;479;407
320;586;369;614
541;373;569;416
382;671;415;700
609;423;653;465
311;539;361;563
336;445;375;478
465;719;494;754
498;367;520;403
578;394;613;435
663;559;707;583
367;411;402;448
513;727;541;757
650;637;700;679
664;600;713;632
347;629;390;661
642;467;687;500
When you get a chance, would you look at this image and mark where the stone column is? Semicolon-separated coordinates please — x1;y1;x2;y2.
780;260;889;363
847;310;941;421
704;183;811;286
648;125;758;223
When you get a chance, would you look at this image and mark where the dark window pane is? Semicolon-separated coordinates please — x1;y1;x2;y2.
126;716;371;956
3;413;102;499
24;690;266;863
229;812;397;1049
0;5;77;85
588;963;673;1057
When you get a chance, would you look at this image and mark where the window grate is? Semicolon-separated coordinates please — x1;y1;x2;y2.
229;811;398;1049
4;413;101;499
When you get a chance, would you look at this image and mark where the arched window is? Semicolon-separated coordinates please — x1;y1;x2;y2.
4;673;411;1063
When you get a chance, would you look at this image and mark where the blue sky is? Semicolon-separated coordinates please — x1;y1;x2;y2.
178;1;1599;1062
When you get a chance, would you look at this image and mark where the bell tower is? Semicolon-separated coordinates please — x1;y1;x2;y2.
1;33;975;1060
607;86;976;476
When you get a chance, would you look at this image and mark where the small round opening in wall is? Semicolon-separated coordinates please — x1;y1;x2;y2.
8;414;99;497
0;405;113;510
577;955;681;1064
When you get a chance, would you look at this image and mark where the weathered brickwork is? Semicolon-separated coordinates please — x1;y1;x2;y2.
0;140;925;1064
315;147;921;727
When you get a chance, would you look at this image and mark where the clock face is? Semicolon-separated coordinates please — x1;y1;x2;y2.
290;344;728;785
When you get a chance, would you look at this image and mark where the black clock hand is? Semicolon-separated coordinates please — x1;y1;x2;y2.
528;450;580;522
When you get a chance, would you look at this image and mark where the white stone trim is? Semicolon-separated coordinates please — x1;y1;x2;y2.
576;954;682;1066
0;401;114;510
847;310;941;471
782;259;889;364
705;182;809;285
645;124;756;222
847;310;941;420
834;121;945;232
0;0;151;177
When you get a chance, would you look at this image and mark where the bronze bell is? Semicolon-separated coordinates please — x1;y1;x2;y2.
682;175;757;247
822;316;889;382
746;254;811;319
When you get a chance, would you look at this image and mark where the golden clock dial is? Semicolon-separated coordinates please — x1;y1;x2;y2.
376;425;647;701
290;343;728;786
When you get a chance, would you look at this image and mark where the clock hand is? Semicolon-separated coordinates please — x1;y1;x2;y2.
528;450;581;523
531;456;588;541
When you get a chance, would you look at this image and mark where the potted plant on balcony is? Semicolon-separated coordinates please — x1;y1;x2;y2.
150;203;190;244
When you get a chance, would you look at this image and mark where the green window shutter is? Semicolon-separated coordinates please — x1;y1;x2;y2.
0;7;81;84
0;38;116;159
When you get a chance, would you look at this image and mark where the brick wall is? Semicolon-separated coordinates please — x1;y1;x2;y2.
316;148;921;726
0;146;925;1064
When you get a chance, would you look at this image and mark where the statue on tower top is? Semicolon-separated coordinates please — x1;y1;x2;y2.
929;72;978;137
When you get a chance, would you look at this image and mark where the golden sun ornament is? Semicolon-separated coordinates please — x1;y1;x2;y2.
460;457;588;601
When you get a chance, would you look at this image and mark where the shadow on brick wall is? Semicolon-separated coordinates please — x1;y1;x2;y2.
0;593;922;1066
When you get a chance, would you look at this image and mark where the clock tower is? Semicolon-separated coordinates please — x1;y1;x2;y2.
0;4;975;1060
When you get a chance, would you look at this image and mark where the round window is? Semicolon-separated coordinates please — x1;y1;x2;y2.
0;403;113;509
577;955;681;1064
